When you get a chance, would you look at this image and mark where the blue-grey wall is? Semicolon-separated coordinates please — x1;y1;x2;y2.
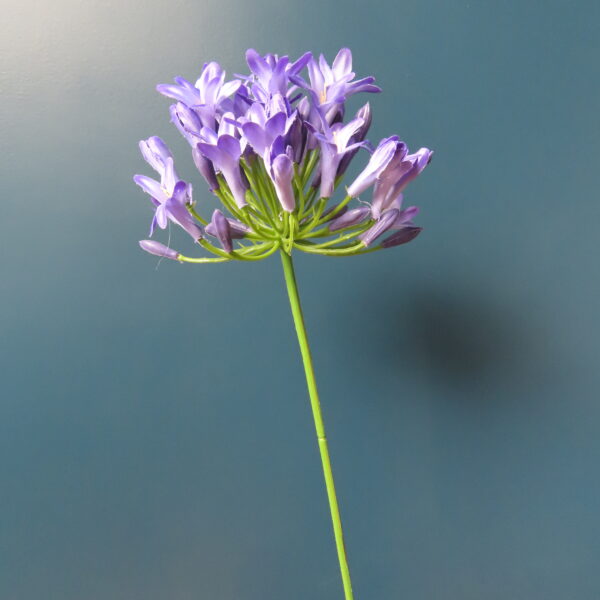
1;1;599;598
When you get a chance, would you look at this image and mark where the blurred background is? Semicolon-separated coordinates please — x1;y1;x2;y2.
1;0;599;598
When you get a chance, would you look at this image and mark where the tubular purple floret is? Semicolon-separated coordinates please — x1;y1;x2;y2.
358;209;400;246
328;206;371;231
381;226;423;248
209;209;234;253
139;240;180;260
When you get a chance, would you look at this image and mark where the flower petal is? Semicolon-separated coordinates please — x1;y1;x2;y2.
381;226;422;248
133;175;165;202
359;209;400;246
328;206;371;231
332;48;353;78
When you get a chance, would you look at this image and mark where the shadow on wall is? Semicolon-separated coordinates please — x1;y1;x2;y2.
333;277;548;397
403;288;523;382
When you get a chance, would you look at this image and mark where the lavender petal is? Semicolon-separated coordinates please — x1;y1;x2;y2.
381;226;422;248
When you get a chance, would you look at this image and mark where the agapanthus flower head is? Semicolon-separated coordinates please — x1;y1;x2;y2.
134;49;432;263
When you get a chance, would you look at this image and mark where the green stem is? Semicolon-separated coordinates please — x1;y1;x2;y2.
293;241;367;256
279;250;354;600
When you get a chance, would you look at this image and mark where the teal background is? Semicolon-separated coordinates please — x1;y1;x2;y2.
2;1;599;598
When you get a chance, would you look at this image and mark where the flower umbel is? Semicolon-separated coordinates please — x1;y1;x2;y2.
134;48;432;263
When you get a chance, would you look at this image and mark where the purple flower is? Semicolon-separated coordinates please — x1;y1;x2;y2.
263;137;296;212
134;139;203;240
241;102;296;156
156;76;200;108
310;116;367;198
296;96;320;152
196;113;248;208
292;48;380;121
138;136;173;173
170;102;204;145
163;182;204;241
192;145;219;191
346;136;404;198
134;139;184;235
157;62;241;129
370;147;432;219
336;102;372;178
245;49;312;103
207;209;233;253
205;215;250;239
139;240;180;260
327;206;371;231
392;203;420;227
381;226;422;248
134;137;178;202
358;208;400;246
271;153;296;212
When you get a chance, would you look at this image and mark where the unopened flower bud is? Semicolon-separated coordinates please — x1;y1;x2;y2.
336;103;372;178
192;145;219;191
206;217;250;239
271;154;295;212
210;210;233;253
328;206;371;231
381;226;422;248
139;240;180;260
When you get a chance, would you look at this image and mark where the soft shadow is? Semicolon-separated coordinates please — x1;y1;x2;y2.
403;287;521;381
343;282;541;388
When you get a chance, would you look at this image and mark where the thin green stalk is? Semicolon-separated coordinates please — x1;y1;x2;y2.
279;250;354;600
177;255;230;264
316;195;352;225
293;241;368;256
306;228;371;249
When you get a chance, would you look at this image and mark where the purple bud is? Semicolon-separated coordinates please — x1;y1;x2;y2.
358;209;400;246
210;209;233;253
355;102;373;132
271;154;295;212
174;102;203;137
347;137;402;198
328;206;371;232
391;148;433;194
297;97;319;151
287;115;306;163
381;226;422;248
139;240;180;260
297;96;311;120
139;137;172;172
192;145;219;191
206;217;250;239
336;103;372;178
394;206;419;226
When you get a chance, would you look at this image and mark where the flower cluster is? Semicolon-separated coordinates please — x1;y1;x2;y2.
134;49;432;263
